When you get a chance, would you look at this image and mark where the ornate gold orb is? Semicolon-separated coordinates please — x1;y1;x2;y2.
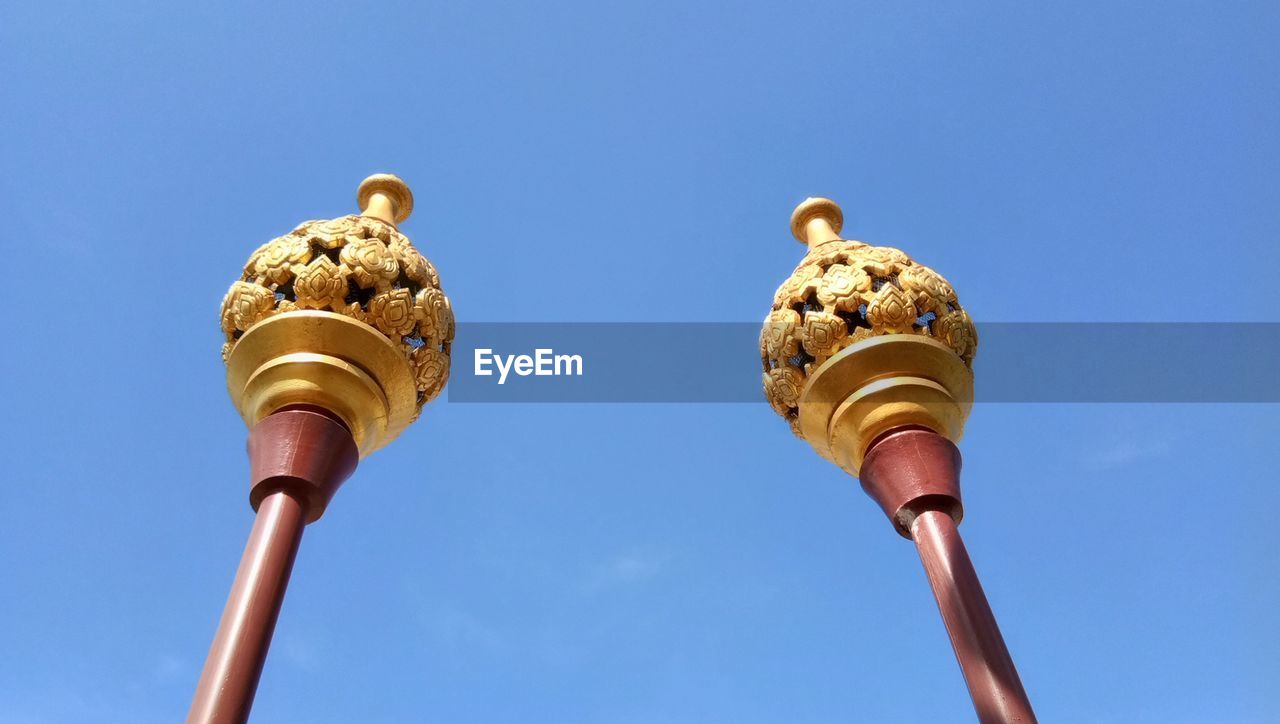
220;174;454;456
761;198;977;474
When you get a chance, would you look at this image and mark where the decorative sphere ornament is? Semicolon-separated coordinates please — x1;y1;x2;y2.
761;198;976;474
220;174;454;456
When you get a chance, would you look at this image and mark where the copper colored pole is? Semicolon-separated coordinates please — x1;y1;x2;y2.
189;491;307;724
911;509;1035;723
189;407;358;724
859;428;1035;723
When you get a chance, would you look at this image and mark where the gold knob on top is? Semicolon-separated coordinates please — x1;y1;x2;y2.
357;173;414;225
762;197;976;474
220;174;453;457
790;197;844;247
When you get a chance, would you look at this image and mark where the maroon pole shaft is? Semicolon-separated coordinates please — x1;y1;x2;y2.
189;491;307;724
189;407;358;724
911;509;1036;724
859;428;1035;723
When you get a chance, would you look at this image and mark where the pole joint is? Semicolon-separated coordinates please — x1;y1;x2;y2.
248;405;359;525
858;426;963;538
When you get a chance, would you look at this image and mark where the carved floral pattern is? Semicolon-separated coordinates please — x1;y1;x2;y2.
761;308;801;358
340;238;400;289
412;346;450;400
761;233;977;434
392;237;438;287
801;311;848;357
816;264;870;311
859;246;911;276
899;264;955;313
866;284;916;333
293;256;348;310
222;281;275;334
415;287;453;343
935;310;977;359
252;236;312;286
775;264;821;304
356;216;393;242
369;288;416;338
303;219;354;249
220;214;454;410
763;365;805;411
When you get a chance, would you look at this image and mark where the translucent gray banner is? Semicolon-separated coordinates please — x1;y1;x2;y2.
447;323;1280;403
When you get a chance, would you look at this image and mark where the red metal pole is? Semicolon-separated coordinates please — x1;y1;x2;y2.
912;509;1035;723
189;407;358;724
859;428;1036;723
188;491;307;724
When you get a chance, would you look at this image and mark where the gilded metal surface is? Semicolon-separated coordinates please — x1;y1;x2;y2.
220;174;452;454
357;173;414;224
803;335;972;474
761;197;976;473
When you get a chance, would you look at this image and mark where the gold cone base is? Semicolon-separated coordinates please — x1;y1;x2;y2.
225;311;418;457
798;335;973;475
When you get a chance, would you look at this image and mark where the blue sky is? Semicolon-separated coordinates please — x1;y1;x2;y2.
1;1;1278;722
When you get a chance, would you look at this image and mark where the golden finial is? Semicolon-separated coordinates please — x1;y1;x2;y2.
790;197;844;247
761;197;976;473
357;173;414;225
220;174;453;456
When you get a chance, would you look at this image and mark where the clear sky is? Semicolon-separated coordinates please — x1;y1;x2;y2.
2;1;1278;722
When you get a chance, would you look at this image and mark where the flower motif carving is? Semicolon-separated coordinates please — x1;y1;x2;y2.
899;264;955;312
221;281;276;334
294;256;349;310
340;238;399;289
801;311;848;357
866;284;916;333
802;239;868;268
356;216;393;242
775;264;821;306
412;346;450;402
392;237;439;288
220;213;454;419
935;310;977;359
253;236;312;286
761;233;976;432
816;264;870;311
762;308;801;358
415;287;453;344
369;288;417;338
764;365;805;412
303;218;355;249
859;246;911;276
